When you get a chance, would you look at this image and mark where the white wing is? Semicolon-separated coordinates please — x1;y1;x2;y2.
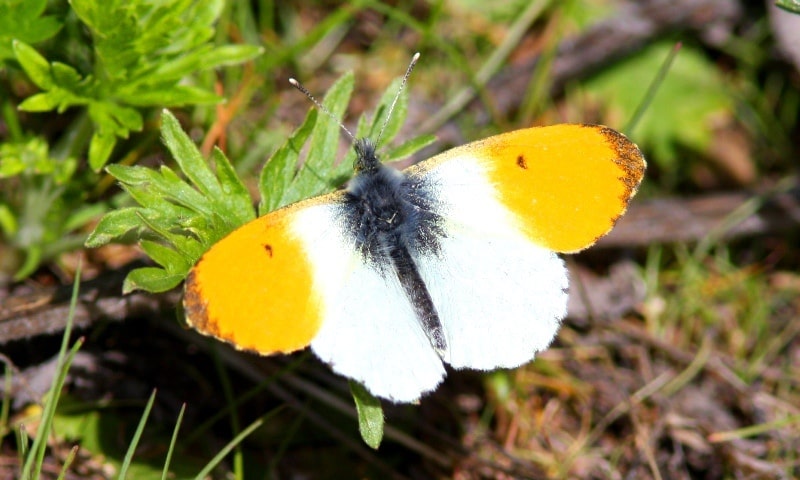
410;156;568;370
293;205;446;403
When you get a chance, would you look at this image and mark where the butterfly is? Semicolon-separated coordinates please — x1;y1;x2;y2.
183;54;645;403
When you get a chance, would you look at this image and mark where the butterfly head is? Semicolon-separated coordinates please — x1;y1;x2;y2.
353;138;381;174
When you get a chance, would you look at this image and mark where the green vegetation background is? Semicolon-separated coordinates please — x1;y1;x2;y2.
2;0;799;478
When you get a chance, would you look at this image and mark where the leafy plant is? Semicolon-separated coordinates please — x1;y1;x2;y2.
1;0;260;280
0;137;103;280
12;0;261;171
0;0;62;62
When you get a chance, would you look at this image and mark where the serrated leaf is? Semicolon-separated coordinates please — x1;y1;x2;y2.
50;62;86;89
140;240;189;272
106;103;143;131
259;109;318;213
0;1;61;60
123;267;183;294
211;148;256;226
160;110;222;198
349;381;384;449
139;45;217;83
85;208;143;247
285;72;354;202
153;166;215;217
106;164;157;185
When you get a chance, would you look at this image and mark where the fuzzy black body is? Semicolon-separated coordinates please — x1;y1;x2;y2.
338;139;447;353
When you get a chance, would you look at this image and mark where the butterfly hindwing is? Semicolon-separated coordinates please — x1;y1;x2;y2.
291;203;447;403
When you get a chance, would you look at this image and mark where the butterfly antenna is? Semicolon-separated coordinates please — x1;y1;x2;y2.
375;52;420;147
289;77;355;141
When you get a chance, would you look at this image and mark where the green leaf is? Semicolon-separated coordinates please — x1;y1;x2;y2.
12;0;259;176
106;164;158;186
201;44;264;68
211;148;256;226
349;381;384;449
284;72;354;202
0;204;17;236
368;77;407;147
14;245;42;281
123;267;184;294
160;110;222;199
140;240;189;272
50;62;86;90
385;134;437;163
0;1;61;61
118;85;222;107
85;208;142;247
89;68;434;297
17;92;66;112
258;109;318;213
776;0;800;14
88;132;117;171
12;41;53;89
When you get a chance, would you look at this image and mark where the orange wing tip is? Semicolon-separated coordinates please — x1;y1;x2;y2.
183;270;213;333
183;267;317;356
558;124;646;253
470;124;646;254
182;269;251;352
597;125;647;199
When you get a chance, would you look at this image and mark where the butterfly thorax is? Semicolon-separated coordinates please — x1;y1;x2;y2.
345;138;434;262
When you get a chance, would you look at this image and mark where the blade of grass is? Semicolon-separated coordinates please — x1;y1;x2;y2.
56;445;79;480
160;403;186;480
1;360;11;437
116;389;157;480
624;42;682;136
708;413;800;443
21;263;84;480
416;0;551;134
212;349;244;478
16;424;27;468
692;175;797;261
267;405;306;473
192;417;264;480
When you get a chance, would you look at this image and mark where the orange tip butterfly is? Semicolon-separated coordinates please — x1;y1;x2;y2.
183;53;646;403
